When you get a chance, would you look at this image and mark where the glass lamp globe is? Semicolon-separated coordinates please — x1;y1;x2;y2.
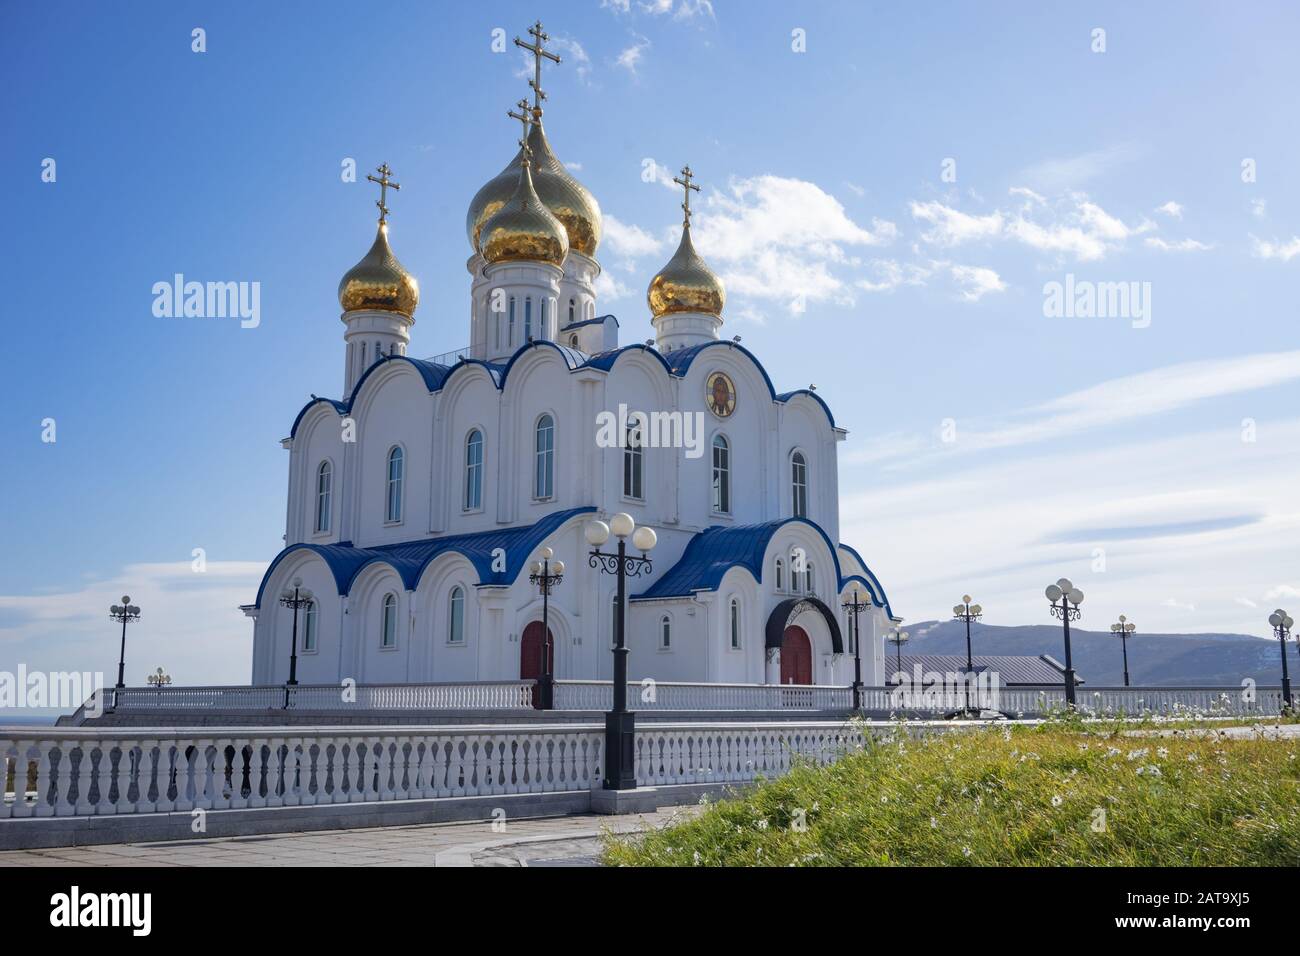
1045;584;1063;602
1057;578;1073;591
111;605;122;615
585;520;610;546
632;526;657;552
1270;612;1283;627
292;577;303;588
551;559;565;576
1068;588;1085;605
122;595;132;605
610;513;635;539
953;605;964;616
530;560;543;575
540;546;554;561
962;594;972;604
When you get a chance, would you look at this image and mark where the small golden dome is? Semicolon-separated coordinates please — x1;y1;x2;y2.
467;117;601;258
647;223;725;318
479;160;570;267
338;223;419;316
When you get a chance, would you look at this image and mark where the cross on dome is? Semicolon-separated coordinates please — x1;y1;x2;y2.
515;20;561;115
366;163;400;224
674;165;700;227
507;99;534;165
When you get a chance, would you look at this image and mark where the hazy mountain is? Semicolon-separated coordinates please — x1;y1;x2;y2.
898;620;1290;687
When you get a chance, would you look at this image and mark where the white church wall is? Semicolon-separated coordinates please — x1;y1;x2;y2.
350;365;434;547
345;564;411;684
436;365;503;535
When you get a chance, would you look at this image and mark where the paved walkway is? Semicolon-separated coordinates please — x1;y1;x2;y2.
0;806;702;868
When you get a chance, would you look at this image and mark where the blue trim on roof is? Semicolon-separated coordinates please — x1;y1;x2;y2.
837;543;896;619
560;313;619;332
253;506;595;608
633;517;846;601
289;337;836;439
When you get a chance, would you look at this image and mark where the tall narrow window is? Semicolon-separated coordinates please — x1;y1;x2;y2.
540;298;548;339
448;586;465;643
508;296;516;348
568;298;575;324
524;297;533;342
729;599;741;649
792;551;803;593
660;615;671;649
303;600;318;652
534;415;554;499
380;593;397;648
775;557;784;591
791;451;808;518
464;429;483;510
806;561;815;595
374;342;382;362
315;461;332;533
386;446;404;522
623;421;643;499
711;435;731;514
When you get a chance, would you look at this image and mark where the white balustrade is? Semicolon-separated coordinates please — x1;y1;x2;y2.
1;725;602;819
97;681;536;715
882;684;1287;718
552;681;854;712
634;722;872;786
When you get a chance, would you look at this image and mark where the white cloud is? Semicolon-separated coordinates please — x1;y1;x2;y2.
1155;200;1184;219
950;264;1006;301
1015;144;1142;192
1145;236;1211;252
549;35;592;81
1251;235;1300;262
910;201;1003;246
1162;598;1198;613
615;37;650;74
603;213;667;261
594;271;637;302
1264;585;1300;601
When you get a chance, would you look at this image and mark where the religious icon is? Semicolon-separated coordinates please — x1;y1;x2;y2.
706;371;736;418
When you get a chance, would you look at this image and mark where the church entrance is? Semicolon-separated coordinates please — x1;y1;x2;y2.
780;626;812;685
520;621;553;709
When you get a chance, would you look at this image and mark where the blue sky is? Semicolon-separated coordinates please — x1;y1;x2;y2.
3;1;1299;687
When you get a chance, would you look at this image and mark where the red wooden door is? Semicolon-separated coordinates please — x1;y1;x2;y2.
520;620;552;681
781;626;812;685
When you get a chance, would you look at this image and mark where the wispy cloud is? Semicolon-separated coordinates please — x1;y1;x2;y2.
1251;235;1300;262
615;36;650;74
1015;144;1143;192
1155;200;1184;219
1145;236;1211;252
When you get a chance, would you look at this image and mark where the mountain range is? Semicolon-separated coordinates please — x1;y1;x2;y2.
898;620;1290;687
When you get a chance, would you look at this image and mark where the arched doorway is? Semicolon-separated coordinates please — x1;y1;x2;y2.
520;621;553;707
781;626;812;685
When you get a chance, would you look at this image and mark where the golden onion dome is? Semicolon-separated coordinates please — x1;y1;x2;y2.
467;117;601;258
647;223;725;318
338;223;419;316
479;159;569;267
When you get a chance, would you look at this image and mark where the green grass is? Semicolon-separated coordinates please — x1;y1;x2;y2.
603;721;1300;866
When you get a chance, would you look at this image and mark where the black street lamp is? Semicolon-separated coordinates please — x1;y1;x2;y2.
109;595;141;691
586;513;656;791
278;578;314;704
885;626;909;685
841;587;871;710
1045;577;1084;707
528;547;565;710
952;595;983;715
1110;614;1136;687
1269;608;1294;710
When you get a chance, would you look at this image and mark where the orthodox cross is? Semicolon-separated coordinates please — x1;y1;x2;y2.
515;20;561;114
366;163;400;224
674;165;700;226
508;99;534;166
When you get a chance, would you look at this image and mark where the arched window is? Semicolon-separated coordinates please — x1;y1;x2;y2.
540;298;547;338
534;414;555;499
806;561;815;595
374;341;382;362
791;451;808;518
711;435;731;514
660;615;671;649
775;557;784;591
568;298;575;324
464;429;483;510
303;600;318;652
524;297;533;342
448;586;465;643
623;420;643;499
791;550;803;593
380;593;397;648
508;296;516;348
568;333;579;348
315;461;332;533
729;599;741;649
386;446;404;522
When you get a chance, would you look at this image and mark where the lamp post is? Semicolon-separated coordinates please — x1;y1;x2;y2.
587;514;656;790
1110;615;1135;687
1045;578;1084;707
147;667;171;688
528;547;565;710
278;578;314;706
841;587;871;710
109;596;141;691
885;627;909;685
952;595;983;715
1269;608;1294;710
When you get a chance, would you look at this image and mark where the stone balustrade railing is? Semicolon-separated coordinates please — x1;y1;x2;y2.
552;680;853;711
1;724;601;819
635;722;871;786
886;684;1289;717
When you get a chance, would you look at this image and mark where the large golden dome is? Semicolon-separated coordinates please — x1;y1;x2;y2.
479;159;569;267
647;223;725;318
338;223;420;316
467;117;601;258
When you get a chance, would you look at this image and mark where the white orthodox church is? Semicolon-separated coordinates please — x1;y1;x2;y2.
246;23;899;696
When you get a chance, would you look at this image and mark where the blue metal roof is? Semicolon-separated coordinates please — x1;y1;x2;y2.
633;517;847;601
253;506;594;607
289;335;835;438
